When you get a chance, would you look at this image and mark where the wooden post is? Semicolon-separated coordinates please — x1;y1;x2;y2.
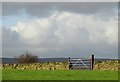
68;57;70;69
90;54;94;70
68;57;70;62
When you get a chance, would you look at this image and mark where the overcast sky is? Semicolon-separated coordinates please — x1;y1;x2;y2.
2;2;118;58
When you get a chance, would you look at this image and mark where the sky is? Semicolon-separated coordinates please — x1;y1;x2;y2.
2;2;118;58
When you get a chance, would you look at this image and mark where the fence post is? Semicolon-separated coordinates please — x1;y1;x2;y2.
68;57;70;69
90;54;94;70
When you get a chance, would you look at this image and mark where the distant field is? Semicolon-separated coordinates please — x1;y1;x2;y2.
2;69;118;80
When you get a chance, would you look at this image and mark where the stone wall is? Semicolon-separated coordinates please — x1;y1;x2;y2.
2;62;69;70
94;60;119;70
1;60;119;70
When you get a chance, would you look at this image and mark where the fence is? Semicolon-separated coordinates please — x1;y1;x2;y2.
68;54;94;70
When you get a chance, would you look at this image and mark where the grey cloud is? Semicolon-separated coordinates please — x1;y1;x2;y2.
2;24;118;58
2;27;59;57
2;27;22;48
2;2;117;18
0;2;2;17
0;27;1;56
2;28;39;57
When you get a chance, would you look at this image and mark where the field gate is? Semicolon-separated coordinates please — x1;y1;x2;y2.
68;54;94;70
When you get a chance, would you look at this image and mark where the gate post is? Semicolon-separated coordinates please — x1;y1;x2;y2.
68;57;70;69
90;54;94;70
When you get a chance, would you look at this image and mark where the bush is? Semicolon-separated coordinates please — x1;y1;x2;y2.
17;52;38;63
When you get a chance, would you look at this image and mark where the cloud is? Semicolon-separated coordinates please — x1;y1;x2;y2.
2;2;118;58
11;11;118;45
2;2;117;18
3;11;117;58
11;17;59;46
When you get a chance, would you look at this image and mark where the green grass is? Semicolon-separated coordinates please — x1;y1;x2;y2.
2;69;118;80
0;69;2;81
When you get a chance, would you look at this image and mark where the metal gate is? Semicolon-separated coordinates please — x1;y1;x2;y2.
68;55;94;70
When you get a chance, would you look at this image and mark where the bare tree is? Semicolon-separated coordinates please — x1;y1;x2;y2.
17;52;38;63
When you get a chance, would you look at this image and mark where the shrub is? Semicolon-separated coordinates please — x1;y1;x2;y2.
17;52;38;63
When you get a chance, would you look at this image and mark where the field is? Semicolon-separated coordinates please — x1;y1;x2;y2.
2;69;118;80
2;60;119;80
0;69;1;81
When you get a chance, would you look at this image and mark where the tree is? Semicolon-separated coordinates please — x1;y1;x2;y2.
17;52;38;63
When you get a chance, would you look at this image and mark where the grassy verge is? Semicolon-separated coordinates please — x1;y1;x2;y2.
2;69;118;80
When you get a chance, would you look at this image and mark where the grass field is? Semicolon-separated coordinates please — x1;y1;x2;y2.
2;69;118;80
0;69;2;81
